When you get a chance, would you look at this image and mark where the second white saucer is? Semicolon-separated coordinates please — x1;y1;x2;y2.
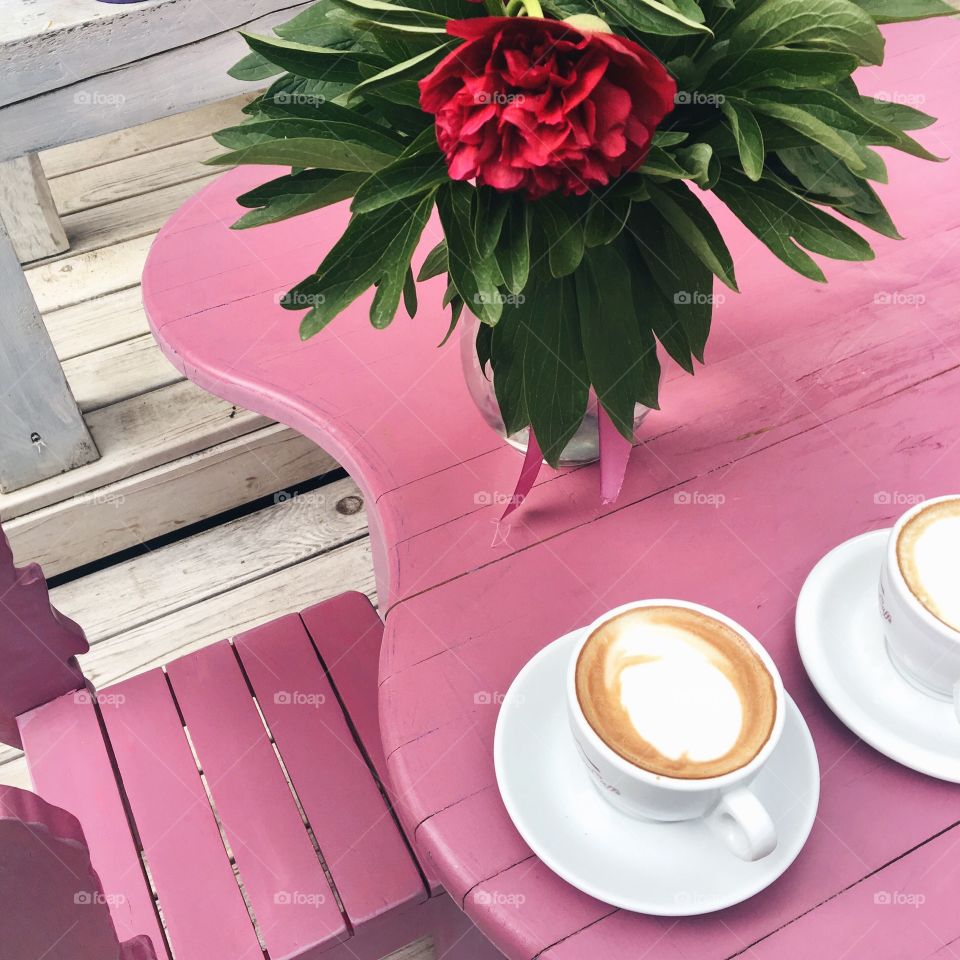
796;529;960;783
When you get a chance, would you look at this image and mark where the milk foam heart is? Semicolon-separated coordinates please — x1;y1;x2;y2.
576;606;777;779
897;500;960;632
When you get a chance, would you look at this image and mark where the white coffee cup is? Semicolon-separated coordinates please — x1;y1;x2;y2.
879;495;960;721
566;600;785;861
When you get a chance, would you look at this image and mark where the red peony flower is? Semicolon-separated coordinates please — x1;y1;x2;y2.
418;17;676;199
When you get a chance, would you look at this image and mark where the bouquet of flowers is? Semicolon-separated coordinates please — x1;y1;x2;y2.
212;0;950;474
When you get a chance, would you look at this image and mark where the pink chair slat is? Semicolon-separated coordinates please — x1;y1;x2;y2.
0;528;86;748
165;638;349;956
100;669;260;960
18;691;167;953
299;595;444;896
233;615;425;930
0;785;158;960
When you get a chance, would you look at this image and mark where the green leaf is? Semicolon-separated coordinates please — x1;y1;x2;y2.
584;198;631;247
539;197;586;278
248;74;353;119
351;147;446;213
722;100;765;181
476;321;493;373
646;182;738;291
473;187;511;260
239;32;381;82
417;240;448;281
370;191;435;327
496;198;531;295
576;245;661;438
630;256;694;374
709;49;859;91
403;267;418;318
853;0;957;22
854;95;937;131
233;169;367;229
752;99;868;173
490;270;590;463
209;118;402;172
595;0;713;35
290;196;432;337
332;0;451;24
228;51;283;82
274;1;375;48
730;0;885;65
349;42;454;100
438;183;503;326
714;170;875;280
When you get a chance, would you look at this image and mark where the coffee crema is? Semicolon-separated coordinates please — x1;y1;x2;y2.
575;606;777;780
896;498;960;633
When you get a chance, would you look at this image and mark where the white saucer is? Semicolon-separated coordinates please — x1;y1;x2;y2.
797;529;960;783
493;631;820;916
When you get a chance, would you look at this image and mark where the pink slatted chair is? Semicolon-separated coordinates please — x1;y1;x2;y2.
0;526;501;960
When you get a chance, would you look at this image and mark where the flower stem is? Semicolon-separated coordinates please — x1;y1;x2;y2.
484;0;504;15
522;0;544;15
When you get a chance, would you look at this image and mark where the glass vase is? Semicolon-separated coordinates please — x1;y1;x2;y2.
459;319;650;466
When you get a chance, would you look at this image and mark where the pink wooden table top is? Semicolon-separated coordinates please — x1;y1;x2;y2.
144;18;960;958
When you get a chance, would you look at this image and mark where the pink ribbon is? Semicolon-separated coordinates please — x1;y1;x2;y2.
500;409;633;520
599;407;633;505
501;428;543;520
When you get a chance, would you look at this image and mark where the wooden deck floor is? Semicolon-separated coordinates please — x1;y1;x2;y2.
0;99;375;791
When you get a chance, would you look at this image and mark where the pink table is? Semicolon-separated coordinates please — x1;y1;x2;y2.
145;19;960;958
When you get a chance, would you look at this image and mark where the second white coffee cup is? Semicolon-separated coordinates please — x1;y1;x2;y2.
566;600;785;862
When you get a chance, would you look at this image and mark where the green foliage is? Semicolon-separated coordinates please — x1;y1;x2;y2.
214;0;945;460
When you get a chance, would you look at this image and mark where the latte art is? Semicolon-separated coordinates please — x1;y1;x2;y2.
896;498;960;633
575;607;777;779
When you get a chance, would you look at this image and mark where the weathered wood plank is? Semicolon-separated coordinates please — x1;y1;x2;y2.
79;538;375;690
49;137;217;218
0;4;311;159
0;379;267;523
63;334;182;414
26;234;151;313
0;219;97;492
50;474;367;646
0;154;68;262
43;286;148;361
40;96;251;179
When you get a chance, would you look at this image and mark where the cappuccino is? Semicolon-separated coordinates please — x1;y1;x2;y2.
575;606;777;780
896;497;960;633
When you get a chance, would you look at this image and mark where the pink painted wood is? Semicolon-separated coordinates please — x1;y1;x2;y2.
18;692;167;952
0;526;86;748
100;669;262;960
165;638;350;956
232;613;426;928
143;19;960;958
0;785;158;960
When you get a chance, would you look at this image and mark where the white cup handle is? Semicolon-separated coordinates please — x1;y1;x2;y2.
706;787;777;861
